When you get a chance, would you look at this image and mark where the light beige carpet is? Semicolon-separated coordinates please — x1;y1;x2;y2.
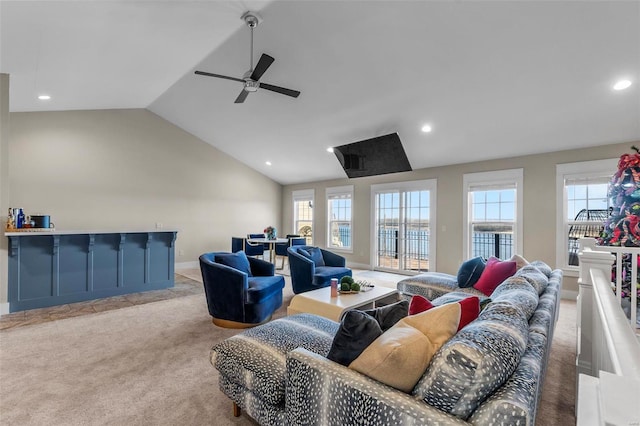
0;275;576;425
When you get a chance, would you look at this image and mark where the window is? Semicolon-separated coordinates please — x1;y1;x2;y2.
326;185;353;251
556;159;616;272
371;179;437;274
463;169;523;260
293;189;314;245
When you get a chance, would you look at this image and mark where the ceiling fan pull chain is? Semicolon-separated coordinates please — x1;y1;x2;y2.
250;24;254;71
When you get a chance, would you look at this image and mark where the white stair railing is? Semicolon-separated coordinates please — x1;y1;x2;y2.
576;238;640;425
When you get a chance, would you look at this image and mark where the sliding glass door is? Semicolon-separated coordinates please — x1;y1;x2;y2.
372;180;436;274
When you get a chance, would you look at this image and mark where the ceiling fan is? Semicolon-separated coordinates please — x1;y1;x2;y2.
194;12;301;104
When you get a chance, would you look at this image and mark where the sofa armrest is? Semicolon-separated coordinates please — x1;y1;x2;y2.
320;249;346;267
248;256;275;277
286;348;469;425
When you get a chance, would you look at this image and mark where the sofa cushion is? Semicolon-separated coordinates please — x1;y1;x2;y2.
509;254;530;270
515;265;549;295
215;251;252;276
490;276;539;320
473;257;517;296
362;300;409;331
350;303;461;393
300;247;325;267
246;275;285;304
397;272;476;300
327;310;383;366
530;260;553;278
457;257;486;288
409;294;434;315
413;301;529;420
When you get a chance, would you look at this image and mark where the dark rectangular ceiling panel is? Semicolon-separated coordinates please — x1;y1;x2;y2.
333;132;412;178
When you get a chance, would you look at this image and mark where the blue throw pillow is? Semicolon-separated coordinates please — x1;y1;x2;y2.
457;256;486;288
215;251;252;276
300;247;325;267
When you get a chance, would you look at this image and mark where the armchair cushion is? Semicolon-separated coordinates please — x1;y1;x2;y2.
312;266;351;285
247;276;285;304
215;251;252;276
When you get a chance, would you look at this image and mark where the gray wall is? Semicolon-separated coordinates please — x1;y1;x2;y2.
282;142;636;295
2;108;282;306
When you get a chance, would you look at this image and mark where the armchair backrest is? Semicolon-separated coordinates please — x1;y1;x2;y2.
199;252;249;317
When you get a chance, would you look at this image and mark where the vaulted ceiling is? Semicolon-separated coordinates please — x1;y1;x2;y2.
2;1;639;184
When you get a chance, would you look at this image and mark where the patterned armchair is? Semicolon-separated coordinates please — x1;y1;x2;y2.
199;251;284;328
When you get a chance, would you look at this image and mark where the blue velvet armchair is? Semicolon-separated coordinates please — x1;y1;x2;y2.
199;251;284;328
287;245;352;294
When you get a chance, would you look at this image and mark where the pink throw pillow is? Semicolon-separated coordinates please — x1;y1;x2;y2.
473;257;517;296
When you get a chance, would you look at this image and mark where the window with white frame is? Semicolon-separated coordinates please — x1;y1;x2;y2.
293;189;314;245
327;185;353;250
463;169;523;260
556;159;616;272
371;179;437;274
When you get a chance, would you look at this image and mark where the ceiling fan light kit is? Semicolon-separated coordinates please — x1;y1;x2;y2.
194;11;300;104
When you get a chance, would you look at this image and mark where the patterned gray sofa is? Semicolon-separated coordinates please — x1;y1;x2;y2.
211;261;562;425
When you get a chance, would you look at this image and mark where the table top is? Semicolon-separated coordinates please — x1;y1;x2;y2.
247;237;289;244
293;285;398;309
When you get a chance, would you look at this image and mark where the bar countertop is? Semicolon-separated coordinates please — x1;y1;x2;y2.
5;229;178;237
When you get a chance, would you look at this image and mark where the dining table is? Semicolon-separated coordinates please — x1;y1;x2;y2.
247;237;289;264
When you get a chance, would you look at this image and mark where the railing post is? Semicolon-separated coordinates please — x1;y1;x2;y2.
577;238;615;379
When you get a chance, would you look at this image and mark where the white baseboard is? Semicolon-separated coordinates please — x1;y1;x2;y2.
0;302;10;316
561;289;578;300
348;262;372;270
175;261;198;270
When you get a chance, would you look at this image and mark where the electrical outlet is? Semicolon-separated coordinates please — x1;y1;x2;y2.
155;222;163;229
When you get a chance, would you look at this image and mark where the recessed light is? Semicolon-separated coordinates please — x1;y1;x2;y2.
265;161;272;166
326;147;334;153
421;124;432;133
613;80;632;91
38;95;51;100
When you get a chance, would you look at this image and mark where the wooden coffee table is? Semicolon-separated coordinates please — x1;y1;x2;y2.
287;286;399;322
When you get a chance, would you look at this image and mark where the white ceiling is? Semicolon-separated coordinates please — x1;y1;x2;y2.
2;1;639;185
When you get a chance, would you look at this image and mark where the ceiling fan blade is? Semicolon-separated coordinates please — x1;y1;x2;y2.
194;70;244;83
234;89;249;104
259;82;300;98
250;54;275;81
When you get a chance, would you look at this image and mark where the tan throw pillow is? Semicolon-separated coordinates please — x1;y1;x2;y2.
509;254;529;270
349;302;461;392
